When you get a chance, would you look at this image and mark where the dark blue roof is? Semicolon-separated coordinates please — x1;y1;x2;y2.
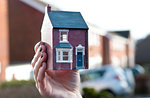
109;30;130;38
55;43;73;48
48;11;88;29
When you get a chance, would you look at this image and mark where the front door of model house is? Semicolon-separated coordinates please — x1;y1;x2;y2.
76;44;85;69
77;52;83;67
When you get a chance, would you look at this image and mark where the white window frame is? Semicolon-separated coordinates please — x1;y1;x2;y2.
56;48;73;63
76;44;85;55
59;29;69;43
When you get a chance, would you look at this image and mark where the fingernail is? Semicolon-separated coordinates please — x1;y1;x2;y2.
37;44;40;48
40;46;42;52
40;42;45;45
41;54;43;58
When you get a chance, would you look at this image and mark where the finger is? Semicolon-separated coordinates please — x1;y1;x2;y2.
33;52;47;81
37;62;46;83
35;83;39;89
40;44;47;53
34;41;45;53
43;42;53;70
31;45;46;68
31;46;42;68
37;62;47;96
34;42;41;53
43;42;51;54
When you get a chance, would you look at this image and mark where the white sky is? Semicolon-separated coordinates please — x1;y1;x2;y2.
42;0;150;40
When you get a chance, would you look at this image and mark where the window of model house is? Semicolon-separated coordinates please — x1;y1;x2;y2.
56;49;73;63
59;29;69;42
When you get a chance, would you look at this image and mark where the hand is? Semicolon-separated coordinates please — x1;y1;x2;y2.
31;42;82;98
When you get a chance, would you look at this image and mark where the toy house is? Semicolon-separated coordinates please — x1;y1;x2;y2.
41;5;89;70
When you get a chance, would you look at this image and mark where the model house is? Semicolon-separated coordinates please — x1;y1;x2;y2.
41;5;89;70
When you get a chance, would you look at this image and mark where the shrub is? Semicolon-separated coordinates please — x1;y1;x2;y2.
0;79;35;89
82;88;122;98
82;88;101;98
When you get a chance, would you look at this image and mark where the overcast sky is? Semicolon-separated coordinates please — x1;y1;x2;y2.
42;0;150;40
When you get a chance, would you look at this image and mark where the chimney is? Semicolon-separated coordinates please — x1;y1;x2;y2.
47;4;51;12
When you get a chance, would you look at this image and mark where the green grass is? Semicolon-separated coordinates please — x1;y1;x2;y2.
0;79;35;89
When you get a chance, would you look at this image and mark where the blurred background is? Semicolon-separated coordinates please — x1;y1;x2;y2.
0;0;150;98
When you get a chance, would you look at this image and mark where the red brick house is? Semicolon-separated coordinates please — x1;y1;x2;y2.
88;30;135;68
0;0;44;81
0;0;9;81
106;31;135;68
41;6;89;70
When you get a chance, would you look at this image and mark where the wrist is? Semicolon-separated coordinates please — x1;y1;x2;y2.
45;91;82;98
75;93;82;98
68;91;82;98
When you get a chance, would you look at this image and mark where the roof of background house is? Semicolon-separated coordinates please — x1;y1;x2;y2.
109;30;130;38
136;35;150;64
48;11;89;29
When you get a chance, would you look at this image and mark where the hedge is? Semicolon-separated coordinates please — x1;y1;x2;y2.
0;79;35;89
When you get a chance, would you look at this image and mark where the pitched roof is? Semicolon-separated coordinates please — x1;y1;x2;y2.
109;30;130;38
48;11;89;29
55;43;73;48
136;35;150;64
